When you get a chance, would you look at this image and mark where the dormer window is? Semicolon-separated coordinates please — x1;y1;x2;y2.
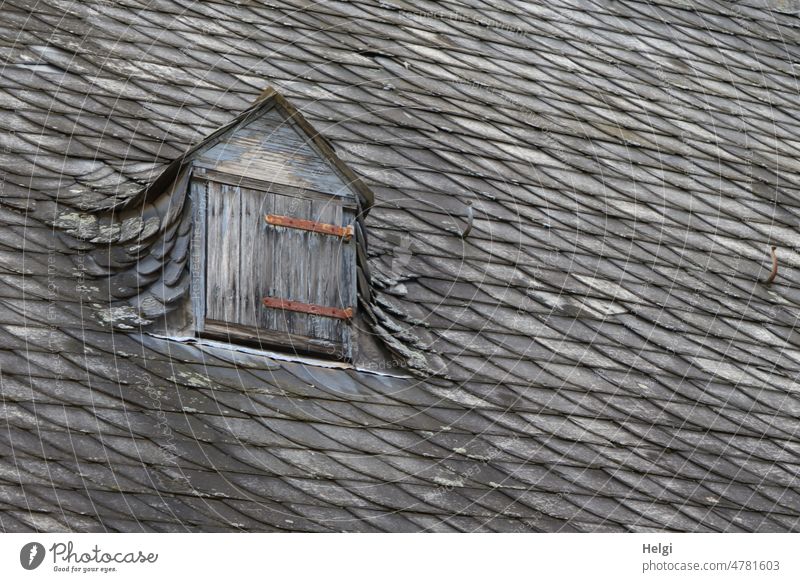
52;89;426;373
186;92;371;360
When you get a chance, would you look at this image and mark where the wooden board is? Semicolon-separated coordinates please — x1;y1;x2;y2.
203;320;344;359
189;179;207;332
205;181;241;324
193;167;357;209
200;180;354;357
194;107;354;199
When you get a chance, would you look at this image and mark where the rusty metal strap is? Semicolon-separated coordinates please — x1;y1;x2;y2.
262;297;353;320
264;214;353;241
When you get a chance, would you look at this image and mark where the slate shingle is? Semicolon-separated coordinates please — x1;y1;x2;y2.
1;0;800;533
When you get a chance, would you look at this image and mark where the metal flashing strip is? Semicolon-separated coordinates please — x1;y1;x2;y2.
264;214;353;240
145;333;415;378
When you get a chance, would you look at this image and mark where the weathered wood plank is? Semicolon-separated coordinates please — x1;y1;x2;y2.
239;188;354;347
195;107;352;198
192;168;357;208
342;208;357;359
203;320;343;359
205;182;241;323
238;185;265;326
194;102;360;358
190;179;206;332
309;198;344;343
273;193;311;338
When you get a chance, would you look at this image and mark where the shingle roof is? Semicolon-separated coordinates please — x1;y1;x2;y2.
2;0;800;532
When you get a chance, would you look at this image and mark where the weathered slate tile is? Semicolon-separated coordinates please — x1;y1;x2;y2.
1;0;800;534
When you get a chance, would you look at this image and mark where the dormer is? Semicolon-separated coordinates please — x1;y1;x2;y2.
185;91;372;359
51;89;434;373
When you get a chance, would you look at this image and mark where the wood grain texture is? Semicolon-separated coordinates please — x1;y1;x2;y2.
195;107;352;198
205;181;241;323
200;182;354;357
193;168;357;208
203;320;343;358
189;179;207;332
189;103;363;358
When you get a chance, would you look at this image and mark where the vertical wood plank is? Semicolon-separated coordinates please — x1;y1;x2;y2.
257;188;276;334
205;182;241;324
341;208;357;357
205;181;222;321
308;198;344;343
275;193;311;338
190;179;206;332
224;183;242;324
240;186;270;331
203;178;353;357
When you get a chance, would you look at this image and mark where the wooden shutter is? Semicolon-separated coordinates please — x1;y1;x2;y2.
200;180;355;358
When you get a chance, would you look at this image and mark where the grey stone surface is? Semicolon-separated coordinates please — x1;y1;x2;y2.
1;0;800;532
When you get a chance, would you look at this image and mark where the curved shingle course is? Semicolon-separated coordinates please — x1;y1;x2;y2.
1;0;800;532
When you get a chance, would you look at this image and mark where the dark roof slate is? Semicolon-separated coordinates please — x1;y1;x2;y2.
1;0;800;532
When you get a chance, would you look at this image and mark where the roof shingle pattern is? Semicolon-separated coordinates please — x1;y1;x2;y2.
1;0;800;531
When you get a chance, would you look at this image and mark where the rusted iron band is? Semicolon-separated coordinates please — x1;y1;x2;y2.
262;297;353;319
265;214;353;240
